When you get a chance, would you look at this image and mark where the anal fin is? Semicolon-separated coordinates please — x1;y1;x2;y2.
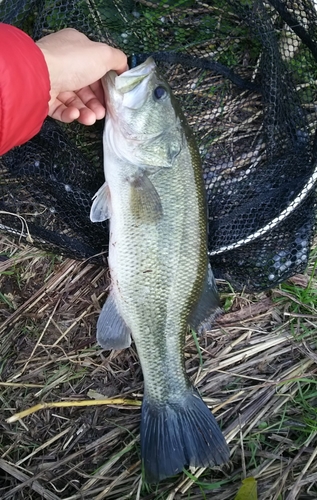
189;263;222;334
96;292;131;350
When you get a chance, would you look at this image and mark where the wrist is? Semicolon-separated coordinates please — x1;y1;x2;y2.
35;43;58;104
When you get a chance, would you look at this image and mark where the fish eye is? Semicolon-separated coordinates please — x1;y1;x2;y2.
153;85;167;100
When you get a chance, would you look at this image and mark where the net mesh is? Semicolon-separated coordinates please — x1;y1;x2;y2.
1;0;317;291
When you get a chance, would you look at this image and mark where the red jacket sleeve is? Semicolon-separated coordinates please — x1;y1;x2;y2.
0;24;50;155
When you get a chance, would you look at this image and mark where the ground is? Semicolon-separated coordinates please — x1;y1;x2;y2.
1;236;317;499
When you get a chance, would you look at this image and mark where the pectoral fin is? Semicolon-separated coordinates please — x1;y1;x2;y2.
96;292;131;350
129;173;163;222
189;263;222;334
90;182;111;222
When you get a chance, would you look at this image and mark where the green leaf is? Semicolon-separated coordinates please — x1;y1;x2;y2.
234;477;257;500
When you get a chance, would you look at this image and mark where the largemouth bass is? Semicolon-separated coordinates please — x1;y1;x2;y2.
90;57;230;482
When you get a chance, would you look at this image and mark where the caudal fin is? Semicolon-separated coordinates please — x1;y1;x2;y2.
140;388;230;482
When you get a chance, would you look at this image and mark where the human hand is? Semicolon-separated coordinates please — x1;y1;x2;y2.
36;28;127;125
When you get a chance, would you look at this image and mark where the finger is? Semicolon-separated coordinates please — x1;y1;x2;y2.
57;89;105;116
49;93;96;125
75;86;106;120
75;107;98;125
51;102;97;125
90;80;105;107
55;91;103;123
103;45;128;75
49;101;80;123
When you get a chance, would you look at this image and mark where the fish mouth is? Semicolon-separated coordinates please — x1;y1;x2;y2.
104;57;155;95
104;57;156;111
115;57;156;94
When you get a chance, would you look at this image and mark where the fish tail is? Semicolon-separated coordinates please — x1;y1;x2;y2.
140;388;230;482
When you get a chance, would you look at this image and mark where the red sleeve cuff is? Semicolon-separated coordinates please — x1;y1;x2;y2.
0;24;50;155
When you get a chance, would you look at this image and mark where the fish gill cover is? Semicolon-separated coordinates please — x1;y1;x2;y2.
0;0;317;292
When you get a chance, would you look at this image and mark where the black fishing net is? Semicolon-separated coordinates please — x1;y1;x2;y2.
1;0;317;291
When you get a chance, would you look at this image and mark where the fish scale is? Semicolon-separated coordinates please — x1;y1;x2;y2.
115;168;200;402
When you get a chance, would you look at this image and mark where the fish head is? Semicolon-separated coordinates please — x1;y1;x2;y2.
102;58;183;168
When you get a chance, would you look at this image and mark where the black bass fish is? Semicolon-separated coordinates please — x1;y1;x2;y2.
90;57;229;482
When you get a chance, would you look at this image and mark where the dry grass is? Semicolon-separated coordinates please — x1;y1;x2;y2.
1;236;317;499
